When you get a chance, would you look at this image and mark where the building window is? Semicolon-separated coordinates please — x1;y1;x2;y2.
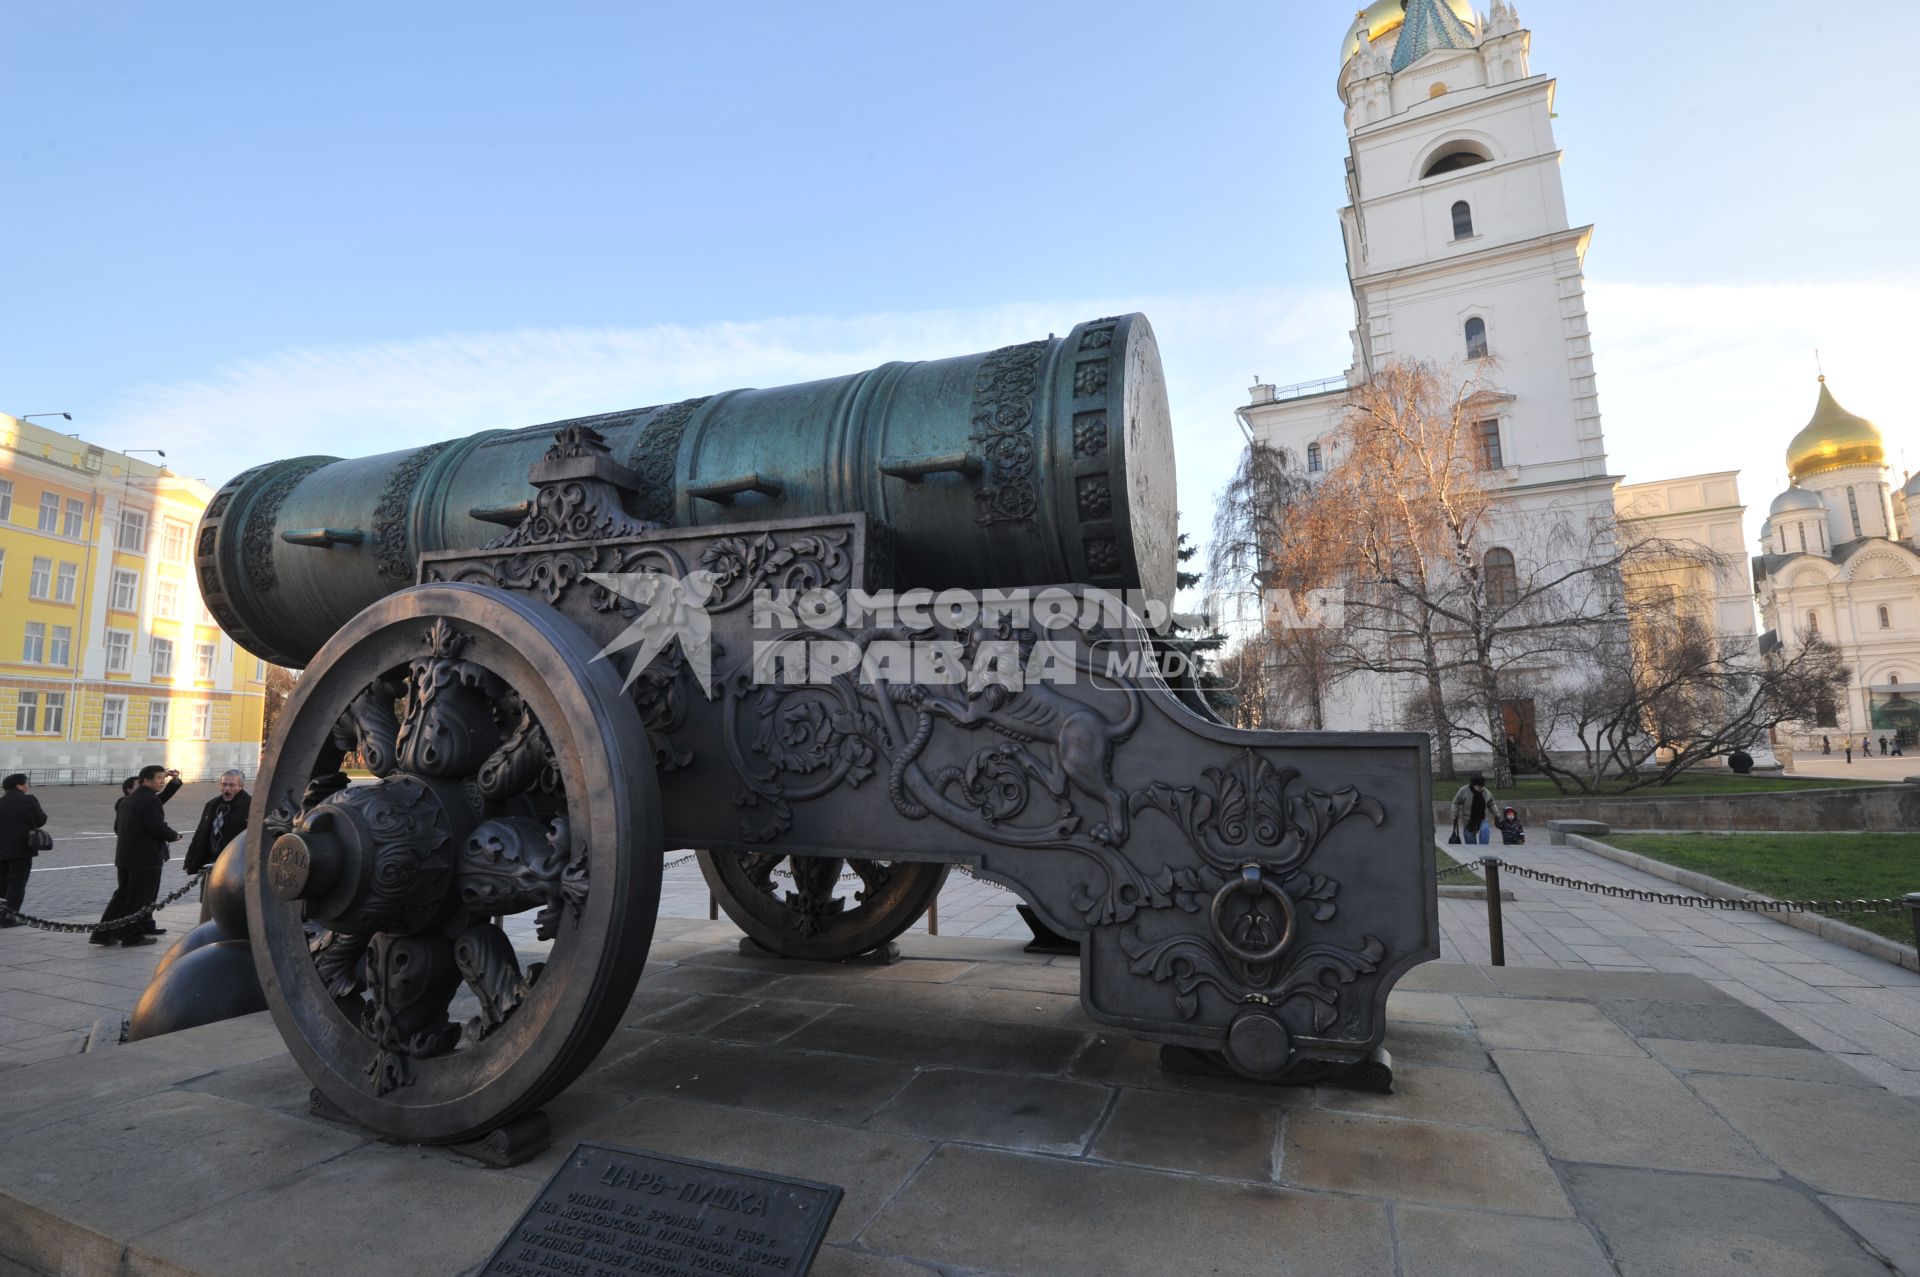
62;499;84;539
1484;548;1518;607
1806;609;1819;635
196;642;216;681
152;637;175;679
191;703;212;740
21;622;44;664
37;492;60;532
1819;521;1827;551
111;568;139;611
155;579;181;619
28;556;51;599
1475;419;1503;469
41;693;65;736
1423;145;1490;177
106;629;132;672
14;693;38;734
101;696;127;739
117;508;149;552
0;479;11;522
148;699;170;738
1847;486;1862;538
1465;317;1489;360
1797;525;1807;553
1879;605;1892;629
255;658;267;680
48;625;70;667
54;562;76;603
1306;443;1323;473
1451;201;1474;239
160;520;189;561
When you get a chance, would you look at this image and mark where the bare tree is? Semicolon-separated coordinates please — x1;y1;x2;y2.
1206;439;1346;729
1532;604;1850;792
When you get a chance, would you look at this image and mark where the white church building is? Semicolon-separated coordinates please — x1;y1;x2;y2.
1756;379;1920;754
1239;0;1764;764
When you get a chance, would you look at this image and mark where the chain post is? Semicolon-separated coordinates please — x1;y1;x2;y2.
1905;893;1920;956
1481;857;1505;967
927;896;939;936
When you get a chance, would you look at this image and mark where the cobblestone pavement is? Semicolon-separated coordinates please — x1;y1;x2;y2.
6;785;1918;1100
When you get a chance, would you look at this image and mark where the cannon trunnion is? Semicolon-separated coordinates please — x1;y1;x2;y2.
228;315;1437;1146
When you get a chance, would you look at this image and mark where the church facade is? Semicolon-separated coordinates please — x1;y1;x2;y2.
1239;0;1765;767
1756;381;1920;753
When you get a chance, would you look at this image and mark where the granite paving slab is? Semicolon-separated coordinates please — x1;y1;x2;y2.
1565;1165;1890;1277
1280;1109;1572;1217
1597;996;1817;1047
1086;1087;1279;1179
864;1067;1109;1153
1495;1050;1777;1177
1389;1205;1613;1277
1820;1196;1920;1274
1686;1072;1920;1203
1461;995;1648;1056
1639;1037;1880;1085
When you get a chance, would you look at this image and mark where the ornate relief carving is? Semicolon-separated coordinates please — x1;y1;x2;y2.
486;426;654;550
1084;538;1121;575
454;816;587;942
363;932;461;1095
1073;360;1109;397
1078;325;1116;351
968;341;1046;526
242;459;330;593
371;440;455;583
625;397;712;523
1077;475;1113;519
1072;412;1109;458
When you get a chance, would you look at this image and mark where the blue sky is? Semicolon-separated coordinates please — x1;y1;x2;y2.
4;1;1915;553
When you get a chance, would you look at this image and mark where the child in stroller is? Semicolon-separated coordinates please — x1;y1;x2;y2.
1494;806;1525;845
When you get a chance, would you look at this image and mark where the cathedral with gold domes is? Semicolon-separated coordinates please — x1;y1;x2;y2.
1757;379;1920;750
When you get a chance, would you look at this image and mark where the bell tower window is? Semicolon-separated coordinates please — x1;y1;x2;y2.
1798;524;1807;553
1422;143;1492;178
1451;201;1474;240
1879;605;1892;630
1847;486;1862;538
1306;443;1322;473
1464;317;1489;360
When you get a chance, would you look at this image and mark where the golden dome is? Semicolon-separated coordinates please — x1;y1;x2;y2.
1341;0;1477;66
1786;377;1886;482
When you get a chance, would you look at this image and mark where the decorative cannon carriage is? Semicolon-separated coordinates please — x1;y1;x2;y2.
198;314;1436;1147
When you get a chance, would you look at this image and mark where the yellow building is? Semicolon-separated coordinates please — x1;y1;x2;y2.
0;414;265;781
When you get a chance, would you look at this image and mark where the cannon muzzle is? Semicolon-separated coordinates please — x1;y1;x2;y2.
196;314;1176;667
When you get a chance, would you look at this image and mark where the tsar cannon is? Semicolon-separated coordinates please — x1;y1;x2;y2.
198;314;1436;1145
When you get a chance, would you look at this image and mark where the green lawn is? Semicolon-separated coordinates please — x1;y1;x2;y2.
1434;847;1483;879
1432;773;1889;804
1606;832;1920;948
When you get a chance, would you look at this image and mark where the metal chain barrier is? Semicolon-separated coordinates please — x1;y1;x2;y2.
1476;857;1907;916
1436;862;1484;882
0;872;206;935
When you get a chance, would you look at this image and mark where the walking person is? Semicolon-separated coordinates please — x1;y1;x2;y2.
1450;774;1494;845
0;774;48;927
91;765;180;947
1862;735;1873;757
1821;735;1831;755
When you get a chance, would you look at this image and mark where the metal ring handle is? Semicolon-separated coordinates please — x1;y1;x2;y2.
1209;865;1296;965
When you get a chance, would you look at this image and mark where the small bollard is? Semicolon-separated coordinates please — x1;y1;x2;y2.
1482;857;1506;967
927;896;939;936
1905;893;1920;956
708;893;718;921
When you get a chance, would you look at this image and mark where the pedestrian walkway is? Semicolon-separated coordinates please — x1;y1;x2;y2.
1435;838;1920;1099
1780;749;1917;783
7;839;1919;1101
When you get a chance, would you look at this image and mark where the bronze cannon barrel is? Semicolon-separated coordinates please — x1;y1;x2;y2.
196;313;1176;667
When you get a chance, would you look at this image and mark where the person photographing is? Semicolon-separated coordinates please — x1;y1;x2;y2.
92;765;181;947
0;774;48;926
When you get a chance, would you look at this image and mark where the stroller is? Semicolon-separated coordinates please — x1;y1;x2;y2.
1494;806;1526;846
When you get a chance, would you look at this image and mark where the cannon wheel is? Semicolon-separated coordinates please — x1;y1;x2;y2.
697;852;949;960
246;583;661;1144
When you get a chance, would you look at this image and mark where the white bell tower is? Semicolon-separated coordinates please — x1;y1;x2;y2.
1240;0;1621;733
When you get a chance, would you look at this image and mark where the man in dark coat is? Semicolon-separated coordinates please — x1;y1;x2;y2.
114;769;179;935
185;770;249;875
0;774;48;926
92;765;180;947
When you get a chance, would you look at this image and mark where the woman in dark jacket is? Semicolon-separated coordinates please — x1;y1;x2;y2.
0;773;49;926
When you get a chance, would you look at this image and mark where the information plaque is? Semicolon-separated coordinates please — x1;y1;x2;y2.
479;1141;843;1277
